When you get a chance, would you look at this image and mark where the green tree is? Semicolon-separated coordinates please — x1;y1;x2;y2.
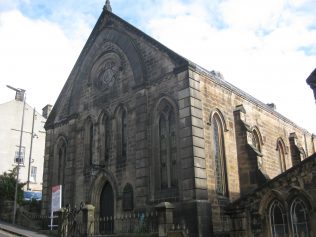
0;168;25;204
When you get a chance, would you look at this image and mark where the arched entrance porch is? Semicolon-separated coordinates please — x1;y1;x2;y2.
99;181;114;234
89;172;118;234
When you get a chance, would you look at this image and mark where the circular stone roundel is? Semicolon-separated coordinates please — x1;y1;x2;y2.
91;52;122;90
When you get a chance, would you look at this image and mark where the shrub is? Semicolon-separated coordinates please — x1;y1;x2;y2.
0;168;25;204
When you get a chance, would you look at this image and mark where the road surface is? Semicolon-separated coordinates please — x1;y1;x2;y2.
0;229;19;237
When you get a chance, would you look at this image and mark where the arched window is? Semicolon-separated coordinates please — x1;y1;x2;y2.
121;110;127;159
122;183;134;211
55;138;67;205
290;198;309;237
159;104;177;189
211;113;228;196
277;139;286;172
252;129;261;152
269;199;288;237
89;122;93;163
102;115;111;162
58;143;66;186
85;118;94;166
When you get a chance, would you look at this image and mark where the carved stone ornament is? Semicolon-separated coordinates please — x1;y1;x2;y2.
91;52;122;90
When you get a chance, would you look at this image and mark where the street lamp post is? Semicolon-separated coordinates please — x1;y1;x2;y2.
27;108;36;190
7;85;26;224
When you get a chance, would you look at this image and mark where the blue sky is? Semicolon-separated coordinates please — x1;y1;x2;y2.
0;0;316;132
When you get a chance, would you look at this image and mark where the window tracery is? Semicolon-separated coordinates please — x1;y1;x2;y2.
269;199;288;237
290;198;309;237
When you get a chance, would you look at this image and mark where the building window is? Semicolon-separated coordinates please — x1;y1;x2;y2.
122;183;134;211
121;110;127;159
290;198;309;237
211;114;228;196
252;129;261;152
89;122;94;164
159;105;177;189
102;115;111;162
30;166;37;183
56;138;67;206
58;142;66;186
14;146;25;164
269;199;288;237
85;119;94;166
277;139;286;172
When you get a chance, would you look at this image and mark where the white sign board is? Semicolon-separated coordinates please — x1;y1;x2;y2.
50;185;62;230
51;185;62;214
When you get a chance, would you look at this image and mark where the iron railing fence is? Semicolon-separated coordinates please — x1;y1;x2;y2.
20;209;55;230
94;211;159;235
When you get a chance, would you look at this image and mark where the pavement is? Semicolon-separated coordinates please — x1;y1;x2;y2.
0;220;51;237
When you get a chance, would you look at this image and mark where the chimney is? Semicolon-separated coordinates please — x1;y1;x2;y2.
42;104;52;119
15;90;25;102
266;103;276;110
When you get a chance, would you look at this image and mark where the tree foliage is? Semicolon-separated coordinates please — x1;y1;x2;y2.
0;168;25;203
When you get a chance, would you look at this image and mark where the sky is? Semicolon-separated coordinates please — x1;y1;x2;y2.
0;0;315;133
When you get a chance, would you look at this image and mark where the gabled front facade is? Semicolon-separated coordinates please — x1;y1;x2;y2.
42;3;316;237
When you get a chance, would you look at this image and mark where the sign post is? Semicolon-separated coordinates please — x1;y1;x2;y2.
50;185;62;230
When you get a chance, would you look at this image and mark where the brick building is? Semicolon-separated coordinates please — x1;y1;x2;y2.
42;2;316;237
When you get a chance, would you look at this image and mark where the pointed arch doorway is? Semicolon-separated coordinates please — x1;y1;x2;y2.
100;181;114;234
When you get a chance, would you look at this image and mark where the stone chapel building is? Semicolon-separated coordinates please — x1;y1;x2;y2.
42;2;316;237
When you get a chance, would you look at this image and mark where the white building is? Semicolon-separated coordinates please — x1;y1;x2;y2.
0;90;50;191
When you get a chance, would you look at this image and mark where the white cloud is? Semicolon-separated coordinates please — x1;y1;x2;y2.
219;0;285;30
0;1;315;134
146;0;316;132
0;10;88;111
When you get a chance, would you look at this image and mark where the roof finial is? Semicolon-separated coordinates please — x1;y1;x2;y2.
104;0;112;12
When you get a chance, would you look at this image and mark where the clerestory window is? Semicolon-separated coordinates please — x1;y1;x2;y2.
277;139;286;172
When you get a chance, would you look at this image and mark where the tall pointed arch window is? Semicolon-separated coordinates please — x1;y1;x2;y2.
116;107;128;161
290;198;310;237
269;199;288;237
89;122;93;163
159;104;177;189
252;129;261;152
277;139;286;172
85;119;94;166
101;115;111;162
58;143;66;186
211;113;228;196
121;109;127;159
56;138;67;205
